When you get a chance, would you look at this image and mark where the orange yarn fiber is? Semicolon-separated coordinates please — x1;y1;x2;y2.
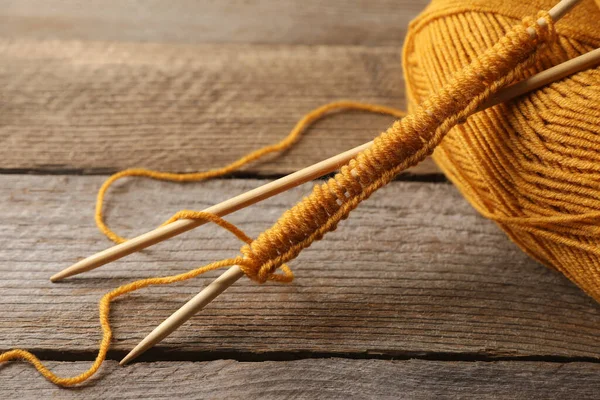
0;102;407;385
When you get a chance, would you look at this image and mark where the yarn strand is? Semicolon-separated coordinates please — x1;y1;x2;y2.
95;102;407;244
0;211;250;386
0;102;405;385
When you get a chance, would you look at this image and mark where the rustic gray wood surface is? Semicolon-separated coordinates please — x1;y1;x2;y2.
0;0;425;45
0;39;437;176
1;177;598;359
0;0;598;398
2;359;600;399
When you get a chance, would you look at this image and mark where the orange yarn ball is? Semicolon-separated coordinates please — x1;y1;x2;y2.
403;0;600;301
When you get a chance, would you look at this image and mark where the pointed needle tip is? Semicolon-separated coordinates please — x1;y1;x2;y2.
120;349;138;366
50;264;81;282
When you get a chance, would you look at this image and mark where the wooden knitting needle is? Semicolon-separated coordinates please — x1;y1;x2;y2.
486;47;600;107
51;8;590;284
55;1;586;286
50;140;374;282
120;41;598;368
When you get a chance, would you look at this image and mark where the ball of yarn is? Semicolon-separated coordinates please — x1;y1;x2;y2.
403;0;600;301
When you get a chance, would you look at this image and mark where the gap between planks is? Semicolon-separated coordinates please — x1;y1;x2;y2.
13;347;600;365
0;169;447;183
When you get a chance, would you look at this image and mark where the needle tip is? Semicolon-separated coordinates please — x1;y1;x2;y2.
119;343;147;366
50;261;88;282
119;354;133;366
50;272;63;282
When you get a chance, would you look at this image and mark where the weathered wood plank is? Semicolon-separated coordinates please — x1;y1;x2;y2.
0;39;438;175
1;176;599;358
1;359;600;399
0;0;428;46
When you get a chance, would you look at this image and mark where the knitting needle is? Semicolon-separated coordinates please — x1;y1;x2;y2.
484;46;600;106
50;140;374;282
546;0;581;20
118;265;244;365
51;15;592;284
121;46;598;367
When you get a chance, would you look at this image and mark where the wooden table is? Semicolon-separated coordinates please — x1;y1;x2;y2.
1;1;599;398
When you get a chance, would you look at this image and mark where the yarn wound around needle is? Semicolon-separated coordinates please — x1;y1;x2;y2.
404;0;600;302
1;0;599;387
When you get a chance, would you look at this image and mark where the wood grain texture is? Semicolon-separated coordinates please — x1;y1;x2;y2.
0;39;438;175
1;176;599;359
2;359;600;399
3;0;597;395
0;0;428;46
